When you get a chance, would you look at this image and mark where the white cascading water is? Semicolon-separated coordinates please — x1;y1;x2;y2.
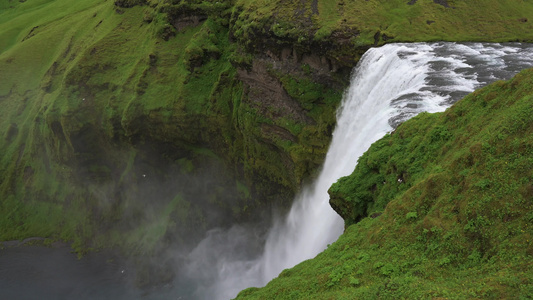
261;43;445;279
183;42;533;300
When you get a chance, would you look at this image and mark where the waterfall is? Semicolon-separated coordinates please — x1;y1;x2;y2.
183;42;533;300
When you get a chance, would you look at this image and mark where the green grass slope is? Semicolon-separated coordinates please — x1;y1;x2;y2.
236;68;533;299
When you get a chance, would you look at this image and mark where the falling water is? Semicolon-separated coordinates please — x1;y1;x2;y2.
182;42;533;300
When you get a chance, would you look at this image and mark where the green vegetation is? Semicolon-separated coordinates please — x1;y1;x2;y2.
236;68;533;299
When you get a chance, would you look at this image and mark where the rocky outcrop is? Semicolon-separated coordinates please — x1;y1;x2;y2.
237;59;312;124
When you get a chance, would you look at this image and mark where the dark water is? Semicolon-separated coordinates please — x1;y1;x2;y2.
0;245;178;300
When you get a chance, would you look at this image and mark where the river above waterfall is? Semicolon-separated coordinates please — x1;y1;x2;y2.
2;42;533;300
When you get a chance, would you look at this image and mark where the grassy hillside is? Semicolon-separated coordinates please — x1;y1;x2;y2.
1;0;533;287
230;0;533;66
237;68;533;299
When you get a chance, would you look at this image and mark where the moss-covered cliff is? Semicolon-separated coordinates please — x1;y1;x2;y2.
1;0;533;287
0;0;341;254
237;66;533;299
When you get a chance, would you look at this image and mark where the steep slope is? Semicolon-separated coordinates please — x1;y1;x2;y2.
237;68;533;299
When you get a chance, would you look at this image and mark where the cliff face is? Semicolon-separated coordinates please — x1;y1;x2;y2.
1;0;533;285
0;0;350;260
